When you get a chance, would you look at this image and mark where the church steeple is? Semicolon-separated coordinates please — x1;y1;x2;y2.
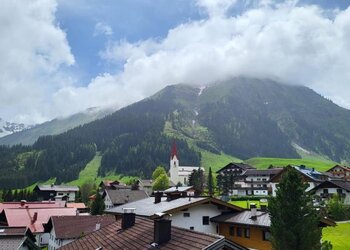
170;141;178;160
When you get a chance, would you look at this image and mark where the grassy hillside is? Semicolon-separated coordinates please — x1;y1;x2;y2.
245;157;337;171
201;150;241;172
66;153;137;186
323;222;350;250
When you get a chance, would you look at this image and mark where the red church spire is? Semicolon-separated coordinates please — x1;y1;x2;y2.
170;141;178;160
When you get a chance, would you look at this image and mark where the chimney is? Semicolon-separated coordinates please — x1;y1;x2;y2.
32;212;38;224
121;208;135;229
260;204;267;212
250;203;257;220
20;200;26;207
95;223;101;231
154;192;163;204
154;216;171;245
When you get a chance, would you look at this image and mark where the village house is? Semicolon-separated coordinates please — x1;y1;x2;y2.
33;184;79;202
59;211;246;250
325;165;350;181
270;165;327;196
310;180;350;205
98;180;130;191
102;189;148;209
216;162;256;177
211;205;336;250
44;215;115;250
0;226;40;250
169;142;204;185
106;193;243;234
138;179;154;195
0;207;77;247
232;168;283;196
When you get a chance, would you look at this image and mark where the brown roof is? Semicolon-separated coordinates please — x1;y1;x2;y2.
211;211;270;228
60;217;225;250
216;162;256;173
326;165;350;172
104;189;149;205
243;168;283;177
310;180;350;192
211;210;336;228
0;201;66;213
45;215;115;239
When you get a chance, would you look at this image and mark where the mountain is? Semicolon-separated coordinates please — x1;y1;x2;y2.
0;107;114;146
0;118;32;138
1;77;349;189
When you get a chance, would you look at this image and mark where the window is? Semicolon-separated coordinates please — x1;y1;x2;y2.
263;231;270;241
183;213;190;217
202;216;210;225
323;189;328;194
190;226;194;230
337;189;343;194
236;227;242;237
229;226;234;236
244;228;250;238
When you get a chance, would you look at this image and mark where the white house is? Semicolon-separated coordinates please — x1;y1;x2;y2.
105;194;243;234
310;180;350;205
44;215;115;250
169;142;204;185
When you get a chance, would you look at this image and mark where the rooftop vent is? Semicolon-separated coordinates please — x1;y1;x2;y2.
154;192;163;204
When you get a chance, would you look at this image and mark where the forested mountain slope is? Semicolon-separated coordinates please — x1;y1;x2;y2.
1;77;349;188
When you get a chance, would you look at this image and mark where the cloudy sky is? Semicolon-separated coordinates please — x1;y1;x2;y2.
1;0;350;124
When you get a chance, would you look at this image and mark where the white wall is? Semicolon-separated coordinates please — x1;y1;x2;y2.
315;188;350;205
104;193;113;209
171;203;222;234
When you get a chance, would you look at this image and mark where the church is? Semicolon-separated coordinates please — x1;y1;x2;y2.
169;142;204;185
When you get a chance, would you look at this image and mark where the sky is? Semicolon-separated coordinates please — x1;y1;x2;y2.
1;0;350;124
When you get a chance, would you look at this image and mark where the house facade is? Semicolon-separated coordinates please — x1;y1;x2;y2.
33;185;79;202
310;180;350;205
326;165;350;181
106;195;243;234
232;168;283;196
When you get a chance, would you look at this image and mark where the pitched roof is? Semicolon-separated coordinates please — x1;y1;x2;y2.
0;201;66;213
2;208;77;233
170;141;178;160
139;179;153;187
35;185;79;192
106;197;242;217
60;217;226;250
211;210;336;228
326;165;350;172
293;166;326;182
242;168;283;177
0;226;39;250
44;215;115;239
211;211;270;228
104;189;149;205
309;180;350;192
216;162;256;173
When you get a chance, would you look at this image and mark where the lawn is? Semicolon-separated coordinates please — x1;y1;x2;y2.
201;150;242;173
322;222;350;250
229;199;268;209
65;152;137;186
245;157;337;172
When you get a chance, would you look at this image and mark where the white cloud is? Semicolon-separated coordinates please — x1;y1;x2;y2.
0;0;74;123
93;22;113;37
66;1;350;114
3;0;350;124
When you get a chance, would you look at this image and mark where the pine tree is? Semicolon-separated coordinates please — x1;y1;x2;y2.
207;167;214;196
269;166;321;250
90;192;105;215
